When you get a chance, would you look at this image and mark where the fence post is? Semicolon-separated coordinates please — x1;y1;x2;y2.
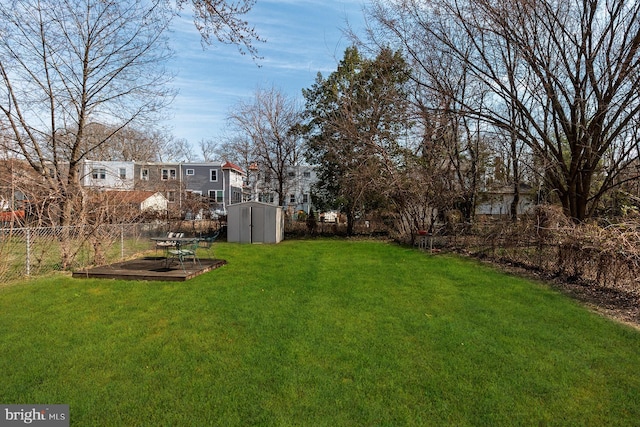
25;228;31;277
121;225;125;260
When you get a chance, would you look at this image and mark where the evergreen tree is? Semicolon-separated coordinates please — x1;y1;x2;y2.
302;46;411;235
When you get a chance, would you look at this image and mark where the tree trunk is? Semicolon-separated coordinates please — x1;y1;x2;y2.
510;183;519;222
510;126;520;222
346;208;355;236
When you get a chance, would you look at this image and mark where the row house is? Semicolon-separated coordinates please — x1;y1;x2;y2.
79;160;248;218
180;161;247;215
133;162;183;207
79;160;135;190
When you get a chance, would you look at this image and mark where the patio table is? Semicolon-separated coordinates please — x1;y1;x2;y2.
150;236;201;269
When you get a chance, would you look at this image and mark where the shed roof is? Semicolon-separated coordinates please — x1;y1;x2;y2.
227;200;282;209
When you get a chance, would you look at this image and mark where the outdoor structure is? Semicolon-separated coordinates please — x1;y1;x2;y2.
226;201;284;244
133;161;184;210
181;161;247;215
84;190;168;221
475;185;536;218
283;165;316;217
246;163;316;218
102;190;168;213
79;160;135;190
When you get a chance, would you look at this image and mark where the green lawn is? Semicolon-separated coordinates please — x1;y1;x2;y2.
1;239;639;426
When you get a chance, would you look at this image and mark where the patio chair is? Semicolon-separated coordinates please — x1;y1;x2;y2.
168;239;201;271
155;232;176;255
199;230;220;259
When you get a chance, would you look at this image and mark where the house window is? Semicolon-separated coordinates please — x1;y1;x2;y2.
208;190;224;203
289;194;296;204
162;168;176;180
288;171;295;177
166;191;176;202
141;169;149;181
119;168;126;179
303;171;311;178
303;193;309;203
186;169;195;176
92;168;106;180
210;169;218;182
259;193;274;204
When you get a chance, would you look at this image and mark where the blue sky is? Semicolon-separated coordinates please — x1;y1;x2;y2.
167;0;368;145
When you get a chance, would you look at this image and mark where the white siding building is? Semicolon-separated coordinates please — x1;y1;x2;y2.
79;160;135;190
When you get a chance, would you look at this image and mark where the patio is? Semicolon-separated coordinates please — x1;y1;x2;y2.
72;256;227;281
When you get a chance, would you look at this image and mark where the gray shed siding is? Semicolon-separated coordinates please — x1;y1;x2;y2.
227;201;283;244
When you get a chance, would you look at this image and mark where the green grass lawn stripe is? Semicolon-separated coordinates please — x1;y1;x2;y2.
0;239;638;426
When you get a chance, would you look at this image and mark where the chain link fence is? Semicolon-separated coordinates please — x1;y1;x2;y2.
416;211;640;298
0;223;169;283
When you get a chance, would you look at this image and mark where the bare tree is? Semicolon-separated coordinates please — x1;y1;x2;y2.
0;0;263;270
79;123;167;162
217;134;254;170
177;0;264;60
0;0;173;207
0;0;175;266
367;0;640;221
227;86;303;206
198;138;219;162
162;137;198;162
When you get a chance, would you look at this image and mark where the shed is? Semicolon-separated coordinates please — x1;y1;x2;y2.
227;201;284;244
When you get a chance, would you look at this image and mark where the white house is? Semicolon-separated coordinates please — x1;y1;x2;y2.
79;160;135;190
475;185;535;217
101;190;168;213
283;165;316;216
248;163;317;217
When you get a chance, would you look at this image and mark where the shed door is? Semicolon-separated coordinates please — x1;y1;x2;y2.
251;206;265;243
239;206;252;243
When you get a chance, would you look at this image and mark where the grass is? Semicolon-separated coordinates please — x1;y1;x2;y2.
0;239;639;426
